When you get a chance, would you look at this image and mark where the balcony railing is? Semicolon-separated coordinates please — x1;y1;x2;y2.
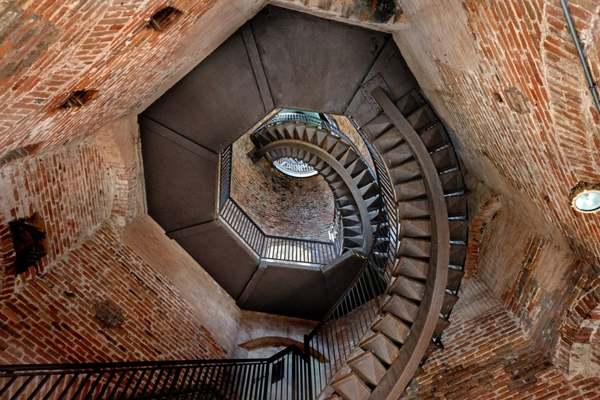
0;345;311;400
219;145;343;266
0;208;388;400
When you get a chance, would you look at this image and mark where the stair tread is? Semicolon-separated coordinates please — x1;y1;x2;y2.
360;332;400;366
347;350;387;387
331;372;371;400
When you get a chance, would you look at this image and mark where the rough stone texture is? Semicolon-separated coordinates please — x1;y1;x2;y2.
554;272;600;377
0;1;599;397
474;203;587;352
0;115;317;364
401;278;600;400
231;131;336;242
0;0;263;159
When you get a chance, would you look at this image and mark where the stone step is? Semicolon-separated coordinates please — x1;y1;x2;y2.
382;294;419;324
431;146;459;173
380;141;413;168
398;238;431;260
406;105;438;132
347;350;387;387
371;312;410;345
399;219;431;239
389;159;420;184
361;114;393;139
395;89;426;116
394;178;426;201
388;276;425;302
360;332;400;366
392;257;428;280
419;122;450;152
331;372;371;400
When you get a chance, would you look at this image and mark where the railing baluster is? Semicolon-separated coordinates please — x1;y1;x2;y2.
56;373;79;400
117;369;137;399
27;374;51;400
127;369;147;399
9;375;34;400
41;374;65;400
0;377;17;399
94;372;114;400
70;372;92;400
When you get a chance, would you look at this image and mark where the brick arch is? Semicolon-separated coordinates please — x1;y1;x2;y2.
555;272;600;374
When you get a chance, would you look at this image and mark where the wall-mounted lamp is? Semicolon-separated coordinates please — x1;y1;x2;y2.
569;181;600;213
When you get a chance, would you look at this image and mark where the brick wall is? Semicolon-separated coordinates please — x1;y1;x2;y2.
0;138;113;297
0;0;262;158
231;132;335;242
0;221;226;364
466;196;593;358
393;0;600;266
401;278;600;400
554;272;600;377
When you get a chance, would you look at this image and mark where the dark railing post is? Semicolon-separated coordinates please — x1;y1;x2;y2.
304;334;313;400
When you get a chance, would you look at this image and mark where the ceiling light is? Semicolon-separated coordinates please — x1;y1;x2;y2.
569;181;600;213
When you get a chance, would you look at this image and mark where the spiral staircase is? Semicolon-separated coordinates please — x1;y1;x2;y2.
250;121;380;254
246;85;468;399
0;6;470;399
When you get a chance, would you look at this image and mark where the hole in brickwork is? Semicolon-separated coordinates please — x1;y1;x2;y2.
57;89;99;109
0;143;41;166
493;92;503;103
8;213;46;275
147;6;182;31
93;299;124;328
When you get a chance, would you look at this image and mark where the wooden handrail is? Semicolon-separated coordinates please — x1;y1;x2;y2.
369;87;450;400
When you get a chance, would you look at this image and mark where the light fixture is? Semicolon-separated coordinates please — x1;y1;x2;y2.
569;181;600;213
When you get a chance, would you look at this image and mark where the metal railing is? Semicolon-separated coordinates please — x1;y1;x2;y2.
219;145;343;265
0;115;395;400
303;213;388;397
0;345;311;400
349;116;399;285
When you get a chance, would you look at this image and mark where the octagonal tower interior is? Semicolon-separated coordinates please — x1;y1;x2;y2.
0;0;599;399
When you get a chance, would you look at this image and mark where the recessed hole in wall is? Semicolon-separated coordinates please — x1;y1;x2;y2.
58;89;99;109
493;92;503;103
0;143;42;165
93;299;124;328
8;213;46;274
147;6;182;31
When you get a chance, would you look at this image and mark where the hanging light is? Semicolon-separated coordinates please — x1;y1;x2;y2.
569;182;600;213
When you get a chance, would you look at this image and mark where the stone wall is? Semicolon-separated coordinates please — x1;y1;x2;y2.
0;117;316;364
392;0;600;266
0;221;227;364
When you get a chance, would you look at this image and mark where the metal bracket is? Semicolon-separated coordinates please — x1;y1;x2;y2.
360;74;393;113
